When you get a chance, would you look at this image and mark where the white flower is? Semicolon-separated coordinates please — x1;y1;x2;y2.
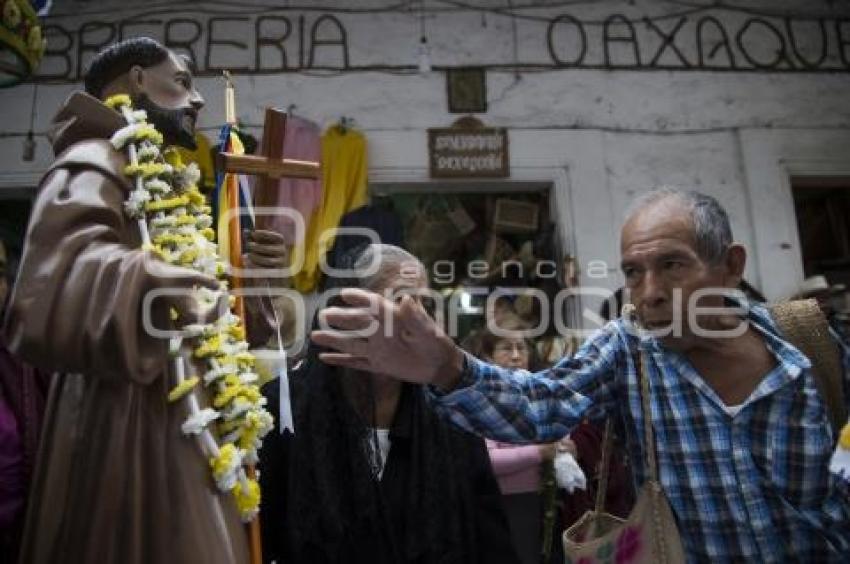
110;123;144;150
221;341;250;356
239;372;259;384
151;216;178;229
184;163;201;185
181;408;220;435
223;397;253;420
145;179;171;194
203;366;230;385
174;162;202;190
195;215;213;229
830;446;850;480
130;110;148;123
124;188;151;218
137;143;160;162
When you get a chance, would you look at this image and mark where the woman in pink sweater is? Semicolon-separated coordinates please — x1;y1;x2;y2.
476;316;566;564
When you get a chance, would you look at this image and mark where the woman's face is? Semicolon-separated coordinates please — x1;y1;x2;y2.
489;337;530;370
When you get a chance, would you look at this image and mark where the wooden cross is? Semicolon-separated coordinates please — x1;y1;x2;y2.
218;72;320;315
218;72;320;564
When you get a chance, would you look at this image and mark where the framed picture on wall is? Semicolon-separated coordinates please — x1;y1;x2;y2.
446;67;487;114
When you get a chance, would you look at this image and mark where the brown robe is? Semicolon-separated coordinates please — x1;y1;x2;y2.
3;92;250;564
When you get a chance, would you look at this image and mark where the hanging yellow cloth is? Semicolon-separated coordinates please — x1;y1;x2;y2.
216;131;245;263
293;124;367;293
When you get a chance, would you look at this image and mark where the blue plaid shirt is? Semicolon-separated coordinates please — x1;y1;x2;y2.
429;304;850;562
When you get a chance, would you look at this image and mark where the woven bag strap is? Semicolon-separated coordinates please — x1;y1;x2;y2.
769;299;846;436
593;418;614;513
638;349;659;482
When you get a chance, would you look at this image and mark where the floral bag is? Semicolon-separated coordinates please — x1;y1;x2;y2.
563;351;686;564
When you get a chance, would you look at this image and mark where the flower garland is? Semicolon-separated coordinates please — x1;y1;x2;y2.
106;94;273;521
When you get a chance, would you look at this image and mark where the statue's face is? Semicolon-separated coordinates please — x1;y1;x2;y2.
132;52;204;149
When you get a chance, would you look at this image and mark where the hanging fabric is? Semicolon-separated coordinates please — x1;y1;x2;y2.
254;115;323;245
293;122;367;293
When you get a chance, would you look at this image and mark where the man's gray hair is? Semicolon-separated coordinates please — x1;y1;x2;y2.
352;243;425;292
626;188;733;264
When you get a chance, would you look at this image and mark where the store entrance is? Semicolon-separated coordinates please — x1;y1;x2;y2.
369;181;567;350
791;176;850;334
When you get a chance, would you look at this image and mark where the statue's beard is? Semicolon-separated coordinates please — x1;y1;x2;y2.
132;94;198;150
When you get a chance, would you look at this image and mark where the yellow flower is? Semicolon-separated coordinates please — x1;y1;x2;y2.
185;188;206;207
175;215;196;226
153;233;195;247
126;162;168;179
201;227;216;241
235;351;256;369
218;417;243;435
178;248;199;265
237;428;260;451
105;94;132;111
213;383;242;409
162;147;185;169
168;376;199;402
144;195;190;213
236;386;261;403
228;325;246;342
135;124;164;146
231;478;261;522
839;422;850;450
210;443;242;491
194;334;222;359
142;242;167;260
3;0;21;29
169;307;179;321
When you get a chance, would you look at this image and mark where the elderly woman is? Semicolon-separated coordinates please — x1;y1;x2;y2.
258;243;518;564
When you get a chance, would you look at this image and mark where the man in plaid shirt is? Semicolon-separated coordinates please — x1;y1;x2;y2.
314;189;850;562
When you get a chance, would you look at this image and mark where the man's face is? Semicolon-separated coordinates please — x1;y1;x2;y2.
132;52;204;149
0;240;8;314
619;199;741;350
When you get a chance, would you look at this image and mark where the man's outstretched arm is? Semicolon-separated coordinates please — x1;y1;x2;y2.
312;288;623;443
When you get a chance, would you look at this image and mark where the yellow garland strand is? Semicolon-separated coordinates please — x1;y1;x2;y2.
168;376;200;402
104;94;131;109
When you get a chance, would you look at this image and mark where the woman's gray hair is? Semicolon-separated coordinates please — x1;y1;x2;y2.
351;243;425;292
626;187;733;265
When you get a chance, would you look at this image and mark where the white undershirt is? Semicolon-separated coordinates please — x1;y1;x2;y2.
721;403;745;417
372;428;391;480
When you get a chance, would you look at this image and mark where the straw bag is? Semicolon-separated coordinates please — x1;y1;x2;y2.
563;351;686;564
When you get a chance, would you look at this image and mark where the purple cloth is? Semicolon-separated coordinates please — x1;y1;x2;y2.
255;115;322;245
0;332;49;561
0;393;24;529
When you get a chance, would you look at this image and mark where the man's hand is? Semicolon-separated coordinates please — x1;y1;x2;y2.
311;288;465;390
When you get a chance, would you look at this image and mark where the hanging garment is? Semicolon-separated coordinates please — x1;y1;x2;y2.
254;115;323;245
293;124;367;293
